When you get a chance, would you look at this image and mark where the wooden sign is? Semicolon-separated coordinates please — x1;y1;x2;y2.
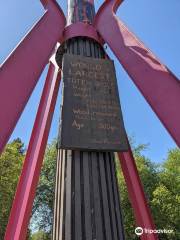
59;54;128;151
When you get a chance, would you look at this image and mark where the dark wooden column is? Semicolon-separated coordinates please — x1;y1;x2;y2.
52;1;125;239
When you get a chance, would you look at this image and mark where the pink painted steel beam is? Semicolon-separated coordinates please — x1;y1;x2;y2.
0;0;65;154
118;147;158;240
95;0;180;147
4;62;61;240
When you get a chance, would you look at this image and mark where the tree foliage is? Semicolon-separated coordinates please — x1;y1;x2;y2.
1;138;179;240
31;140;180;239
151;148;180;239
116;146;180;239
31;230;50;240
0;139;25;238
30;140;57;234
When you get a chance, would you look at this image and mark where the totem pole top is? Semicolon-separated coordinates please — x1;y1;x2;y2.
67;0;95;24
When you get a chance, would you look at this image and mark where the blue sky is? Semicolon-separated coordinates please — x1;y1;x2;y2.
0;0;179;162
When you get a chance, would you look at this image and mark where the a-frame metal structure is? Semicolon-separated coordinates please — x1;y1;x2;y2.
1;1;179;239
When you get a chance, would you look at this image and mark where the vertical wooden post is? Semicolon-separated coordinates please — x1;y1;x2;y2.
52;1;125;239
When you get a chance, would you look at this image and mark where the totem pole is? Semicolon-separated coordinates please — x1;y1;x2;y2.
53;1;126;239
1;1;179;239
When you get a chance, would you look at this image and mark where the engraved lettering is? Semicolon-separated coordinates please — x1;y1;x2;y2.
60;54;127;151
72;120;84;130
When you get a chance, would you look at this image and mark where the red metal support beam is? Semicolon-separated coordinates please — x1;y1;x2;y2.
4;62;61;240
118;146;158;240
0;0;65;154
95;0;180;147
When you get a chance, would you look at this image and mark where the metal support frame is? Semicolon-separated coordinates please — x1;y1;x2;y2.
4;63;61;240
0;0;65;154
118;144;158;240
95;0;180;147
1;0;179;153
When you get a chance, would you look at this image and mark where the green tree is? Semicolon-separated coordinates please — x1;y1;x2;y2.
116;143;159;239
116;146;180;240
151;148;180;239
29;139;180;240
0;139;25;238
30;140;57;236
31;230;49;240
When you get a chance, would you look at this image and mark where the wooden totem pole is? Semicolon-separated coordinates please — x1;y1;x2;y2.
53;1;126;239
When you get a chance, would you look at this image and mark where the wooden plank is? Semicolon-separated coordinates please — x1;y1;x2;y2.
89;152;96;239
83;152;92;240
90;41;95;57
52;150;59;240
94;44;98;58
53;149;63;240
105;153;119;240
110;152;125;239
60;54;128;151
91;152;104;240
71;151;75;239
73;41;78;55
99;153;113;240
70;40;74;55
74;151;82;240
82;39;87;56
65;150;72;240
59;150;66;240
79;39;84;55
85;40;91;57
67;41;71;54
